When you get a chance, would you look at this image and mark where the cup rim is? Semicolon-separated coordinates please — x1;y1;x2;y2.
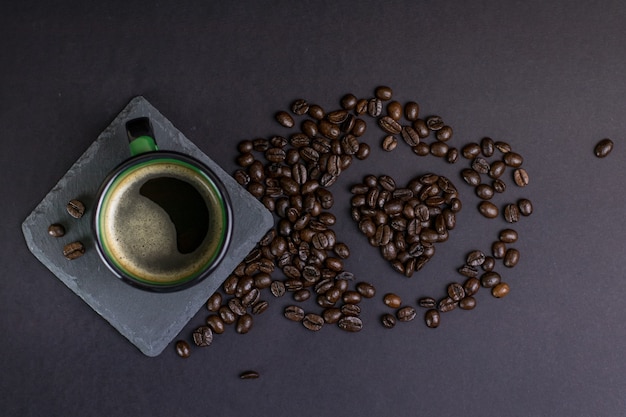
93;150;233;292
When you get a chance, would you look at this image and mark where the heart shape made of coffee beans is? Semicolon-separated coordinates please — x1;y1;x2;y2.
349;173;461;277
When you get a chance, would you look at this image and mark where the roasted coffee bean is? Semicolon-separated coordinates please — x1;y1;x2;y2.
48;223;65;237
404;101;420;121
308;104;325;120
223;275;239;294
206;292;223;312
290;133;310;148
481;271;501;288
518;199;533;216
383;293;402;308
503;151;524;167
466;250;486;267
450;198;462;212
175;340;191;358
481;137;495;157
206;314;225;334
338;316;363;332
386;101;403;120
504;203;520;223
461;169;481;186
342;290;362;305
219;305;237;324
495;141;512;153
291;99;309;115
251;300;269;315
356;143;371;160
284;305;305;322
459;297;477;310
492;282;510;298
236;152;255;167
66;199;85;218
447;283;465;301
436;126;453;141
368;98;383;117
438;297;457;312
252;138;270;152
240;370;260;380
462;143;481;159
463;277;481;296
482;256;496;272
413;119;430;138
396;306;417;322
375;86;393;100
499;229;518;243
228;298;247;316
341;303;361;317
488;161;506;179
503;248;520;267
302;313;324;331
595;138;614;158
355;98;368;115
355;282;376;298
382;135;398;151
492;179;506;193
327;109;349;124
458;265;479;278
415;297;434;309
430;141;449;157
63;241;85;260
340;93;358;110
446;148;459;164
425;309;440;328
270;281;286;297
238;140;254;153
478;201;499;219
492;241;507;259
513;168;529;187
401;126;420;146
475;184;494;200
192;326;213;347
472;157;490;174
379;116;402;135
322;308;342;324
236;314;253;334
381;313;397;329
426;116;444;131
378;175;396;191
234;169;250;186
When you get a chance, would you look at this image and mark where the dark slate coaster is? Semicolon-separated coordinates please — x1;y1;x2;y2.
21;97;273;357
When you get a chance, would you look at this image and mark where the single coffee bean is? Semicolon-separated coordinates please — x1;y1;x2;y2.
238;140;254;153
413;119;430;138
503;151;524;167
492;282;510;298
192;326;213;347
462;142;481;159
463;277;481;296
446;148;459;164
481;271;501;288
236;314;253;334
404;101;420;121
478;201;499;219
368;98;383;117
175;340;191;358
461;169;481;186
396;306;417;322
425;309;440;328
382;135;398;151
356;143;371;160
412;142;430;156
436;125;453;142
475;184;494;200
338;316;363;332
481;137;495;157
489;161;506;179
355;98;368;115
594;138;614;158
270;281;286;297
341;303;361;317
375;85;393;101
340;93;358;110
513;168;529;187
219;305;237;324
242;287;260;308
495;141;512;153
401;126;420;146
386;100;403;120
275;111;295;128
472;157;490;174
518;199;533;216
284;305;305;322
438;297;457;312
381;313;397;329
499;228;518;243
447;283;465;301
503;248;520;267
426;116;444;131
492;179;507;193
251;300;269;315
383;293;402;308
206;292;223;312
418;297;437;309
430;141;449;157
466;250;486;267
252;138;269;152
66;199;85;218
458;265;479;278
291;99;309;115
355;282;376;298
206;314;225;334
308;104;325;120
302;313;324;331
459;296;477;310
48;223;65;237
504;203;520;223
240;370;260;380
378;116;402;135
492;241;507;259
482;256;496;272
63;241;85;260
228;298;247;316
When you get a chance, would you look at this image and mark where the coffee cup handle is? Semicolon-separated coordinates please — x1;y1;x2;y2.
125;117;158;156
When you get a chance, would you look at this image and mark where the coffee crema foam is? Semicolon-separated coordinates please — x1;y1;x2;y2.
99;162;226;283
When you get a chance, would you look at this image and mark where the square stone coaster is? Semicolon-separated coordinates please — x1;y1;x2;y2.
22;97;273;357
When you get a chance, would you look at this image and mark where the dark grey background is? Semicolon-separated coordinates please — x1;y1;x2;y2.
2;1;626;416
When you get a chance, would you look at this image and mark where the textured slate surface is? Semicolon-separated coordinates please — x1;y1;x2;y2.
21;97;273;356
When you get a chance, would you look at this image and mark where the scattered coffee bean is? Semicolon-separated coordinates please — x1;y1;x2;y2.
66;199;85;218
503;248;520;268
240;370;260;380
63;241;85;260
275;111;295;128
175;340;191;358
518;199;533;216
425;309;440;328
404;101;420;121
459;296;476;310
236;314;254;334
338;316;363;332
47;223;65;237
383;293;402;308
481;271;501;288
513;168;529;187
418;297;437;309
396;306;417;322
447;283;465;301
499;229;518;243
207;292;223;312
478;201;499;219
492;282;510;298
375;86;393;101
302;313;324;331
192;326;213;347
594;138;614;158
206;315;225;334
270;281;286;297
504;204;520;223
381;313;397;329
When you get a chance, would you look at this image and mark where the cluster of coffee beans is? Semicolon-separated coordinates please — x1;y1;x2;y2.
350;173;461;277
177;85;533;357
47;199;87;260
